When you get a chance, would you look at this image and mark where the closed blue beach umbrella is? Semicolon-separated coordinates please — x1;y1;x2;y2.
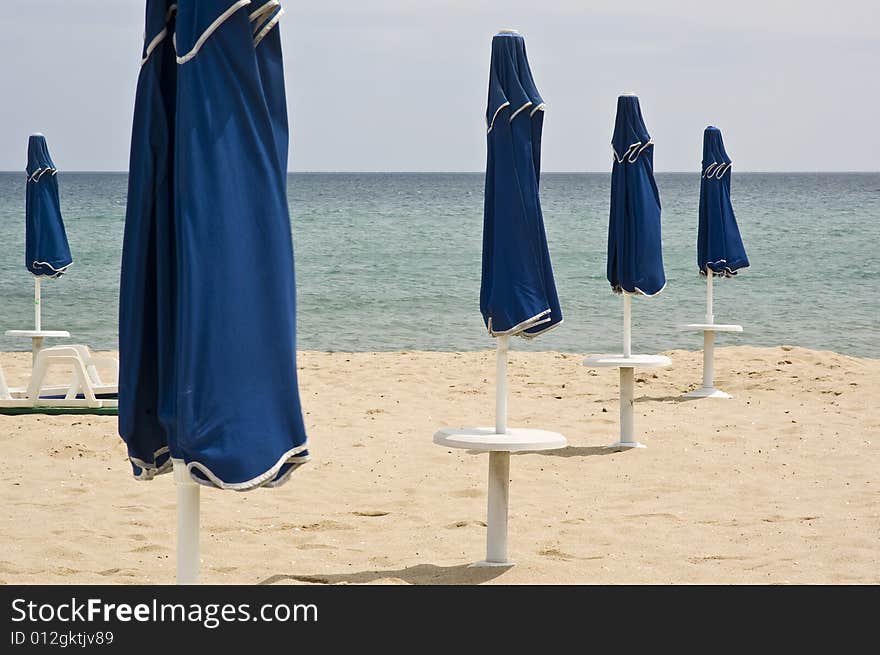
120;0;308;491
25;134;72;279
679;126;749;400
12;134;75;356
698;126;749;276
583;94;670;450
480;30;562;338
432;31;567;567
607;94;665;296
120;0;307;583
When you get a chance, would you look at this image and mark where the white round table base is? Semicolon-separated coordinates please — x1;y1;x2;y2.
682;387;732;399
433;426;567;452
5;330;71;338
677;323;743;333
5;329;71;366
433;426;566;568
582;354;672;369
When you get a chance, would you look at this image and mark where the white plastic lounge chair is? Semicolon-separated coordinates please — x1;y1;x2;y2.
0;345;118;410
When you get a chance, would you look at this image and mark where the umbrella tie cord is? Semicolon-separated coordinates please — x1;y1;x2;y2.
487;101;511;134
176;1;253;65
253;7;284;47
26;167;57;182
139;4;179;67
702;162;732;179
611;140;654;164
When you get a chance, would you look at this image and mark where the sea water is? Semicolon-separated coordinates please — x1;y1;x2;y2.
0;172;877;356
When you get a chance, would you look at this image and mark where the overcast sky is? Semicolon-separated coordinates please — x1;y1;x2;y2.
1;1;877;172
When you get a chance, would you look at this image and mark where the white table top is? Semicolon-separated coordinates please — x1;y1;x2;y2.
678;323;743;333
434;427;567;452
5;330;71;338
583;354;672;369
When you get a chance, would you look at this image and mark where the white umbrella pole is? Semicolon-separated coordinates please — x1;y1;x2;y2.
486;451;510;564
620;294;634;445
486;335;511;565
34;278;41;331
32;278;43;366
173;459;200;584
495;335;509;434
703;273;715;389
705;271;714;324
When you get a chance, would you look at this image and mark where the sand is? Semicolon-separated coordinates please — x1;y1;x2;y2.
1;345;878;585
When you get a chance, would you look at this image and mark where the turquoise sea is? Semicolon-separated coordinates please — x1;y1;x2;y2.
0;172;877;357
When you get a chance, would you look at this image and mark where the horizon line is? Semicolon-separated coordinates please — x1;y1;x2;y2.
1;169;878;175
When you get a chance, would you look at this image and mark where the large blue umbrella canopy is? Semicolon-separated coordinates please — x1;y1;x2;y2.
607;95;665;296
119;0;308;490
480;30;562;338
25;134;72;278
697;126;749;276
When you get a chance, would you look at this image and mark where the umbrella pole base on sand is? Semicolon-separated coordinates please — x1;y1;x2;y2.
433;335;566;567
173;459;200;585
584;294;671;450
678;274;742;399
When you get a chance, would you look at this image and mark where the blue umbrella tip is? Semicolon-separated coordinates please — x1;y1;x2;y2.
496;28;520;35
30;132;45;137
620;92;638;97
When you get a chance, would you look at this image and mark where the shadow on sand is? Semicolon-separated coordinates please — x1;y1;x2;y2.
258;563;509;586
515;445;617;458
634;394;698;403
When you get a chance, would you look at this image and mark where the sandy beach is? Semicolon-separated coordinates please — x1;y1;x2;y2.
1;345;877;585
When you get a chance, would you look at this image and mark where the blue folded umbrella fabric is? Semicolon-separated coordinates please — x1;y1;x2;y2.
119;0;308;490
607;95;665;296
480;30;562;338
25;134;73;278
697;126;749;277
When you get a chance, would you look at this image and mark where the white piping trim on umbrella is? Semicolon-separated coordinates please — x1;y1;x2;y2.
612;142;638;163
130;446;172;480
611;140;654;164
128;443;309;489
509;101;533;122
261;457;309;488
633;280;666;297
628;140;653;163
253;7;283;47
520;317;562;339
701;259;749;277
611;282;667;297
611;281;667;297
141;28;168;66
487;101;511;134
702;162;732;179
249;0;279;24
530;102;546;117
488;308;552;337
176;0;252;65
139;4;178;67
27;167;57;182
31;260;73;277
184;442;310;491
